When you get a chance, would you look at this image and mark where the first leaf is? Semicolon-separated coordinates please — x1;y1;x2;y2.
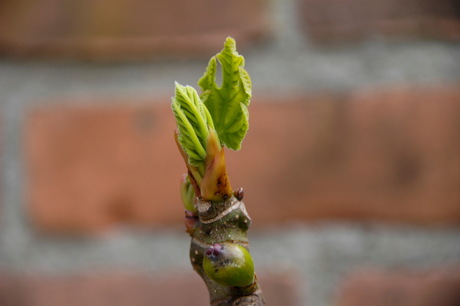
198;37;252;151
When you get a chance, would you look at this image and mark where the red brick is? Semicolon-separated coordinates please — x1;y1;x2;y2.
0;0;269;60
298;0;460;42
26;102;186;233
229;86;460;225
338;266;460;306
25;86;460;233
0;116;2;218
0;270;300;306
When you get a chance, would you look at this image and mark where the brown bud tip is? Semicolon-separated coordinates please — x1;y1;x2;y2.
235;187;244;201
185;210;197;219
184;211;198;235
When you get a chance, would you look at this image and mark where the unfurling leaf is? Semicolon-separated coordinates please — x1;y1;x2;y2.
198;37;252;151
172;82;215;168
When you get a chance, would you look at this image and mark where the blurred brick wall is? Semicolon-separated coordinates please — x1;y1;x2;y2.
25;88;460;234
1;0;460;305
338;266;460;306
299;0;460;42
0;0;269;60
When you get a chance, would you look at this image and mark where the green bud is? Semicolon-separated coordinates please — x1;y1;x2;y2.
203;242;254;288
180;174;197;213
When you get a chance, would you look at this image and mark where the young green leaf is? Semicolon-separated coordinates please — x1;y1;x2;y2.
198;37;252;151
171;82;215;167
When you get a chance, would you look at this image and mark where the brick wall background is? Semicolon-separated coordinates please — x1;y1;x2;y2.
1;0;460;305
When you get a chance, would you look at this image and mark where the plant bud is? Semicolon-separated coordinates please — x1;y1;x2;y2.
180;174;197;213
203;242;254;287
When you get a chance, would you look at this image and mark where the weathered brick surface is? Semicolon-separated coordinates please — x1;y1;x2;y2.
0;271;299;306
338;266;460;306
299;0;460;42
25;87;460;233
230;86;460;225
0;115;2;218
0;0;269;60
26;103;184;233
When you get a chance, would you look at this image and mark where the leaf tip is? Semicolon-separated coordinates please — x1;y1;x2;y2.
225;36;236;47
